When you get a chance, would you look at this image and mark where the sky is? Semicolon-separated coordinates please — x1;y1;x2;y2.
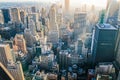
0;0;107;8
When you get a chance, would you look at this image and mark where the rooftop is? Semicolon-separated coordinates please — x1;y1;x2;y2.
97;23;117;30
0;43;8;47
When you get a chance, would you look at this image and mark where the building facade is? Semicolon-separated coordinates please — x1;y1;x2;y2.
91;24;117;65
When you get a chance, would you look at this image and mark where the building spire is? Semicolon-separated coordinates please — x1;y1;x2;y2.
99;10;105;24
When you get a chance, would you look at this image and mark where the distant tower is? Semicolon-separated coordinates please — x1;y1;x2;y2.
0;62;14;80
65;0;70;13
7;61;25;80
48;5;59;43
57;5;63;27
10;8;21;23
28;13;39;22
91;24;117;65
118;1;120;25
105;0;119;24
74;9;87;40
49;5;57;30
41;7;46;25
106;0;112;11
31;6;36;13
41;7;46;19
0;44;14;67
20;10;26;24
1;9;11;23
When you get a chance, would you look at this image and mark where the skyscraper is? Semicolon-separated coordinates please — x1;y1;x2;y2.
10;8;21;23
114;25;120;78
20;10;26;24
1;9;11;23
47;5;59;43
49;5;57;30
28;13;39;22
7;61;25;80
13;34;27;54
74;9;87;39
91;23;117;65
106;0;112;11
65;0;70;13
0;62;14;80
41;7;46;19
28;19;37;36
0;44;13;67
31;6;36;13
57;5;63;27
76;39;83;54
118;1;120;25
59;50;68;70
105;0;119;24
0;10;4;24
41;7;46;25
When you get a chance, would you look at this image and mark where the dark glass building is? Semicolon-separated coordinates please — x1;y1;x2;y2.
91;23;118;65
1;9;11;23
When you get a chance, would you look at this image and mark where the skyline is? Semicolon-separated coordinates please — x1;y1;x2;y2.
0;0;107;8
0;0;120;80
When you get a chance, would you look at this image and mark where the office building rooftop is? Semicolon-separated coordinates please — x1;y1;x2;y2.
97;23;117;30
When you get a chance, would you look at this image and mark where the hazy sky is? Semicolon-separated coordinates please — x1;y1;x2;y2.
0;0;107;8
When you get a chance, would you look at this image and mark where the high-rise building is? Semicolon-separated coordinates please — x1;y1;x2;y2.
1;9;11;23
10;8;21;23
95;62;116;80
41;7;46;25
20;10;26;24
0;62;14;80
28;13;39;22
57;6;63;27
24;28;34;47
13;34;27;54
115;25;120;68
49;5;57;30
64;0;70;13
91;23;117;65
118;1;120;25
0;10;4;24
74;9;87;27
0;44;13;67
48;5;59;43
31;6;36;13
74;9;87;39
35;41;41;57
41;7;46;19
106;0;113;11
76;39;83;54
28;19;37;36
105;0;119;25
59;50;68;69
7;61;25;80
